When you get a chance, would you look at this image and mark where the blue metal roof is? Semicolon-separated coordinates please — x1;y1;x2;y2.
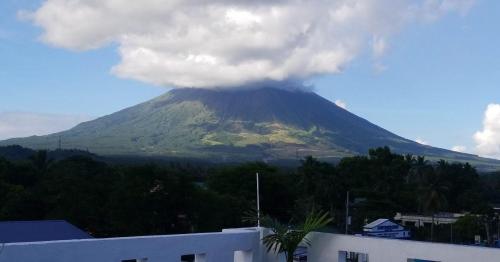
363;218;390;229
0;220;92;243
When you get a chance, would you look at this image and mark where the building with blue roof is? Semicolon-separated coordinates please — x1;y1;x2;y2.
363;218;410;239
0;220;92;243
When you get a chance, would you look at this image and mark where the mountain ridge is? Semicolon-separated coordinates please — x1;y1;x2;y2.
1;87;499;170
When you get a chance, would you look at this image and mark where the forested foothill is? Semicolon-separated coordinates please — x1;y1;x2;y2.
0;146;499;245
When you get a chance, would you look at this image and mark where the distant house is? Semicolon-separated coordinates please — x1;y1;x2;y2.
363;219;410;239
490;203;500;214
293;246;308;261
394;212;465;227
0;220;92;243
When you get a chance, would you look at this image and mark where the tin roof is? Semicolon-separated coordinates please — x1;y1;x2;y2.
0;220;92;243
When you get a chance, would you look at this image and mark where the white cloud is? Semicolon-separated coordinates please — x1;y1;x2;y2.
372;36;387;58
24;0;475;88
0;112;94;140
334;99;347;109
415;138;429;145
451;145;467;153
474;104;500;159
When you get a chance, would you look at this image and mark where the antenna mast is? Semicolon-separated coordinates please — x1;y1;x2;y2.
345;191;350;234
256;172;261;228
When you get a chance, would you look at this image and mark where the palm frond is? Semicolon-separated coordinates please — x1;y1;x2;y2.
261;210;332;261
302;210;333;233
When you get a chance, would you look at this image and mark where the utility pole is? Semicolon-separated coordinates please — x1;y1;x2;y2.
256;172;261;228
497;216;499;243
345;191;350;234
450;223;453;243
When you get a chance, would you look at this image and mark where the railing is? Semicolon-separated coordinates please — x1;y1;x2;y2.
0;228;261;262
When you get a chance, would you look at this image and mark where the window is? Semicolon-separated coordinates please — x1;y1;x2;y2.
181;253;206;262
338;251;368;262
180;255;194;262
293;246;307;261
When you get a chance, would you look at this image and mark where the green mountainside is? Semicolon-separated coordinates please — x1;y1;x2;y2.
1;87;499;169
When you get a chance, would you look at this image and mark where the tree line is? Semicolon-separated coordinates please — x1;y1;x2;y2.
0;147;499;244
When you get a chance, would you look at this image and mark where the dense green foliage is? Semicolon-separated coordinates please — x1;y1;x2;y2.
0;147;499;244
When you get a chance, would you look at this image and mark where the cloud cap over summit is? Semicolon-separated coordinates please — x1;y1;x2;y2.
24;0;474;88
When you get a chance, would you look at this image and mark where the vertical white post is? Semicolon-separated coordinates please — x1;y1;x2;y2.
345;191;349;234
256;172;261;228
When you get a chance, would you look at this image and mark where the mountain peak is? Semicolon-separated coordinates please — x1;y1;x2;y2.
1;86;499;169
155;87;333;128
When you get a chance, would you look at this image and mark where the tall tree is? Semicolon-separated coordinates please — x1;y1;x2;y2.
29;150;53;173
419;163;449;241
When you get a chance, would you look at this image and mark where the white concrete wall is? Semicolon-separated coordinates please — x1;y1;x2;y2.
307;232;500;262
3;228;500;262
0;228;260;262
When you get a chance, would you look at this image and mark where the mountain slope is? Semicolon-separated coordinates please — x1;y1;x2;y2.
1;87;499;168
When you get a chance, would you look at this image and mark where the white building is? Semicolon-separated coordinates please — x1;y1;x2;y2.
1;227;500;262
394;212;465;227
363;219;410;239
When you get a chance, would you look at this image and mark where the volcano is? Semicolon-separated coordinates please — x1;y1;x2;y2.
1;87;499;168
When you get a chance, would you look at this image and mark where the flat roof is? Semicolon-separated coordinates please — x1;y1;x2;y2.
0;220;92;243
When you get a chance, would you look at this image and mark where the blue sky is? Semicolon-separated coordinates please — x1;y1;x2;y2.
0;0;499;157
317;1;500;153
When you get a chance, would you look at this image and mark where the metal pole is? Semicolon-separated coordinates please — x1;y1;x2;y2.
497;216;499;242
345;191;349;234
450;223;453;243
256;172;261;228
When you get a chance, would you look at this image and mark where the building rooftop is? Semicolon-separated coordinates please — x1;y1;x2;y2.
363;218;390;229
0;220;92;243
0;227;499;262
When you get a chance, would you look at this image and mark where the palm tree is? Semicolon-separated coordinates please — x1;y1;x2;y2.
406;156;429;186
29;150;53;174
262;211;332;262
419;166;449;241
